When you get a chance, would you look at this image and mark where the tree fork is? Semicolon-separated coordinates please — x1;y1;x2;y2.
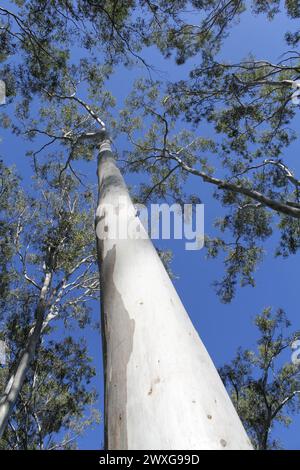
95;138;253;450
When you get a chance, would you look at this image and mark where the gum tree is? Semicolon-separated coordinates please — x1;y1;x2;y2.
2;0;300;450
95;134;252;449
0;162;99;438
220;308;300;449
16;90;252;448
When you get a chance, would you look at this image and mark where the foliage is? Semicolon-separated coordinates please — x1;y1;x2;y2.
0;161;100;449
1;0;300;449
220;308;300;449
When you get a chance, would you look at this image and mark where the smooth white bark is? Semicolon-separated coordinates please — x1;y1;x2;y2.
0;272;51;438
96;140;253;450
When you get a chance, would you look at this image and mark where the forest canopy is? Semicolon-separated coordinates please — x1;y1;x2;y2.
0;0;299;451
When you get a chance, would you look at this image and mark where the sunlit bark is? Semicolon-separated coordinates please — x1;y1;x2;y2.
96;138;253;450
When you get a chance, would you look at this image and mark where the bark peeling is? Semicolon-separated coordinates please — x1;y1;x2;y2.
102;245;135;450
96;137;253;450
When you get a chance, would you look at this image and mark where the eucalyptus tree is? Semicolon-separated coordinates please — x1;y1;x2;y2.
116;0;300;302
0;161;99;438
95;133;252;449
7;81;250;448
1;0;299;451
220;308;300;449
0;326;98;450
3;0;298;308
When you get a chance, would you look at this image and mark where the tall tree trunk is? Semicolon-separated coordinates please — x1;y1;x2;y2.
0;272;51;438
96;138;253;450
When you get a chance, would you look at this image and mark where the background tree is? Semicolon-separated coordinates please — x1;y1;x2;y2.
0;160;99;440
0;329;98;450
220;308;300;449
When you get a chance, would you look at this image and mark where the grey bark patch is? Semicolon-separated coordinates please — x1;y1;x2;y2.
101;245;135;450
148;377;160;396
98;154;127;199
95;214;105;265
220;438;227;447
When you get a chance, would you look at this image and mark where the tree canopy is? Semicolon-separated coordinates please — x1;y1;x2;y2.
0;0;300;449
220;308;300;449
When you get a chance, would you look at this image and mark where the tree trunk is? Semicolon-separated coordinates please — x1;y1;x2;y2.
95;139;253;450
0;272;51;438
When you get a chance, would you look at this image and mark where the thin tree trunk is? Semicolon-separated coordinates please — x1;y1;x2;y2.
0;271;52;438
96;138;253;450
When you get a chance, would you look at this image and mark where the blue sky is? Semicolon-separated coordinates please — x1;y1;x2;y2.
1;1;300;449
